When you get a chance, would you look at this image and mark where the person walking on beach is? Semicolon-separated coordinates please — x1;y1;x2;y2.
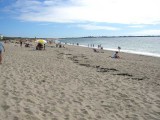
20;40;23;47
0;41;5;64
44;44;46;50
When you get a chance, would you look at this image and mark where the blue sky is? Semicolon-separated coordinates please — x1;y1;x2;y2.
0;0;160;38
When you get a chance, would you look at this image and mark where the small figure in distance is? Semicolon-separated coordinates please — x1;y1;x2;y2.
0;41;5;64
111;51;120;59
20;40;23;47
44;44;45;50
93;48;99;53
118;46;121;52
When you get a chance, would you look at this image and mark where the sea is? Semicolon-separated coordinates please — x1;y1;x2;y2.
58;37;160;58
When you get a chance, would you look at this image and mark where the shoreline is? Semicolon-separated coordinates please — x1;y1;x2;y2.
58;40;160;58
58;36;160;58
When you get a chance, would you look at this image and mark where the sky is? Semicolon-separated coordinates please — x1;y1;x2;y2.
1;0;160;38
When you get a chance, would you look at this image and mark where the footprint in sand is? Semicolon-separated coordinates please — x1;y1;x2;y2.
52;118;58;120
81;109;88;115
24;107;33;115
1;104;10;111
13;116;19;120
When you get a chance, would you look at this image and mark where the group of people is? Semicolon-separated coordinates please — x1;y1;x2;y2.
111;46;121;59
0;40;122;64
19;39;46;50
36;43;46;50
111;46;121;58
0;39;48;64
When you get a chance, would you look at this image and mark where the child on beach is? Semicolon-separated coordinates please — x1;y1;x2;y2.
111;51;120;59
0;41;5;64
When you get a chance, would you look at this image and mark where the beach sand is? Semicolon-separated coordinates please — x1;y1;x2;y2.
0;43;160;120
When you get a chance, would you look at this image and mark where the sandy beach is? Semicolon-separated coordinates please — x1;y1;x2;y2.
0;42;160;120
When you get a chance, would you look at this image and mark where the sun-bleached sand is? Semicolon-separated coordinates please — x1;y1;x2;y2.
0;42;160;120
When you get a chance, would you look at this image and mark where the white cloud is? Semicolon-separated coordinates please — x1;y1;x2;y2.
8;0;160;24
128;25;145;28
77;24;120;30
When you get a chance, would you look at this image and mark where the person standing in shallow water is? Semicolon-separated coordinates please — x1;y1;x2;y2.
118;46;121;52
0;41;5;64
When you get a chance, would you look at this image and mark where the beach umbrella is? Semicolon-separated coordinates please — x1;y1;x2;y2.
35;39;47;44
